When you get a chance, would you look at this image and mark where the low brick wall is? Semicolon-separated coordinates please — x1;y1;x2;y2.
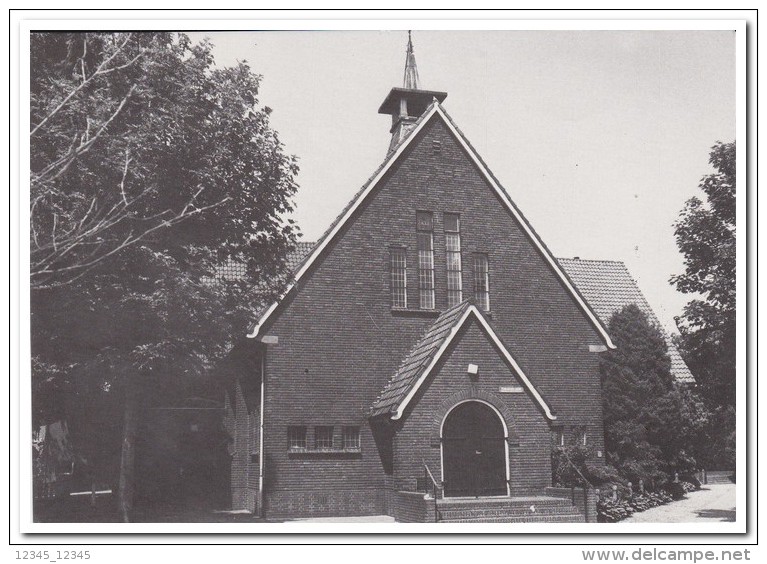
389;490;436;523
546;486;597;523
232;486;258;514
265;488;385;519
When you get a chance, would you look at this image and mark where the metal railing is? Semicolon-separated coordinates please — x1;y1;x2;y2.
557;446;593;489
423;461;443;500
423;462;443;523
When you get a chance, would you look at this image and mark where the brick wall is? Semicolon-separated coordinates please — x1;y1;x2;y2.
394;319;553;496
255;113;607;518
546;486;598;523
224;380;259;513
387;490;436;523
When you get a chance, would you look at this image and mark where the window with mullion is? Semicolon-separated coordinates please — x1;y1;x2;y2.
416;212;435;310
444;213;462;307
342;426;360;450
474;253;490;311
314;426;334;449
390;248;407;308
287;426;307;449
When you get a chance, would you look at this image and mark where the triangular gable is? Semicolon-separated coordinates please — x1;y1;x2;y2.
247;103;615;349
370;303;556;422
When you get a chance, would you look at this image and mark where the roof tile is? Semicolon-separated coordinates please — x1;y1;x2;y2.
369;301;471;418
557;258;695;384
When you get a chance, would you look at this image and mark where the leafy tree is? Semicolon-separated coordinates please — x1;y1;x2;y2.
599;305;707;485
670;141;736;469
30;32;300;521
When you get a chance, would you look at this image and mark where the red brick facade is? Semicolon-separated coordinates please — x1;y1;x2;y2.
226;107;608;520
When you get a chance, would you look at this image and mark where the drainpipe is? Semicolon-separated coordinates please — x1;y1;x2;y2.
258;351;265;518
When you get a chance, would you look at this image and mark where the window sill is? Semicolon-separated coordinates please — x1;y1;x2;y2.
288;447;362;457
390;307;492;318
390;308;441;318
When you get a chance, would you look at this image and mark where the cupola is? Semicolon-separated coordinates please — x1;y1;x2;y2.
378;32;448;153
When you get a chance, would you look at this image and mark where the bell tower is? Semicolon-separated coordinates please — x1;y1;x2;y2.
378;32;448;153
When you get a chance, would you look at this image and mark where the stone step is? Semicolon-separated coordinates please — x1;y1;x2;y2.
704;471;734;484
705;475;734;484
438;509;583;521
438;505;582;517
441;513;586;523
436;495;584;523
437;498;574;511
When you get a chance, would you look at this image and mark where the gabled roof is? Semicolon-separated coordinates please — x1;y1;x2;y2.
369;301;556;421
205;241;318;287
285;241;317;272
557;258;695;384
247;102;615;349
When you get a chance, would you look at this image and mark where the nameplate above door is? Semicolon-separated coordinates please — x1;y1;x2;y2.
499;386;523;393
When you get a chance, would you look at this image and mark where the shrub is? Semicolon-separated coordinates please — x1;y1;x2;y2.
598;487;676;522
679;474;702;490
597;498;635;523
662;481;687;500
680;481;697;493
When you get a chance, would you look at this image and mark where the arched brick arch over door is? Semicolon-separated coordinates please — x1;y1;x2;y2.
433;390;519;497
431;389;520;446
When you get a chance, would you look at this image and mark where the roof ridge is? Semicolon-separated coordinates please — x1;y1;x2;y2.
556;257;628;266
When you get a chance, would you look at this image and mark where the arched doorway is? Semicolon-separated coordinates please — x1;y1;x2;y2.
441;401;508;497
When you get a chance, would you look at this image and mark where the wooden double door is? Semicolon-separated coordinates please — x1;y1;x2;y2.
442;401;508;497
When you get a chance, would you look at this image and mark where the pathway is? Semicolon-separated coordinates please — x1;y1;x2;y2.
622;484;735;523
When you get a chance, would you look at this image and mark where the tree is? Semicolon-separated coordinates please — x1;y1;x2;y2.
670;141;736;469
599;305;707;485
30;32;300;521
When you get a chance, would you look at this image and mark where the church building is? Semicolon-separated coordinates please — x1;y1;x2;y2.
224;36;620;523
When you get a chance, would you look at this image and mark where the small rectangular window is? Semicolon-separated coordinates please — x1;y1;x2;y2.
416;212;435;310
287;426;307;449
552;428;564;447
474;253;490;311
416;211;433;231
390;248;407;308
444;213;462;307
314;426;334;449
342;426;361;450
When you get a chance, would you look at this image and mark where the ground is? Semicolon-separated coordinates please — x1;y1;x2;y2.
622;484;736;523
34;484;735;523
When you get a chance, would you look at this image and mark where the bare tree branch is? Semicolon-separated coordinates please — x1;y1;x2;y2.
31;85;137;184
30;33;137;137
32;194;232;289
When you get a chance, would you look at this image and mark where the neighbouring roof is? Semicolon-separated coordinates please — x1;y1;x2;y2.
247;101;615;349
209;241;318;285
369;301;556;421
286;241;317;272
557;258;695;384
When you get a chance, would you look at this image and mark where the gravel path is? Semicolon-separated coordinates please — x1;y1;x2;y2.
622;484;735;523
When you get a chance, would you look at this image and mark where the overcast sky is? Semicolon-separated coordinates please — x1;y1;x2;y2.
187;30;735;332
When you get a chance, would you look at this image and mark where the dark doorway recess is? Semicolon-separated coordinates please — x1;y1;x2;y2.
442;401;507;498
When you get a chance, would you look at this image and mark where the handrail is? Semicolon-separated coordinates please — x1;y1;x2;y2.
423;461;442;523
558;447;593;489
423;461;443;499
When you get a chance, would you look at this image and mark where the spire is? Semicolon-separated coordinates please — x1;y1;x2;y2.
378;32;447;154
403;31;420;89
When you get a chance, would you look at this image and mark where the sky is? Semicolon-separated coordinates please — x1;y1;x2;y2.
186;30;736;332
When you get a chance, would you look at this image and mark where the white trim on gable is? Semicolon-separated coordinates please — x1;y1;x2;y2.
247;103;615;349
433;105;615;349
392;305;557;421
247;102;442;339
